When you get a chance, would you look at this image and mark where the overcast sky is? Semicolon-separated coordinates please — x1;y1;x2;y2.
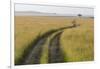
15;4;94;16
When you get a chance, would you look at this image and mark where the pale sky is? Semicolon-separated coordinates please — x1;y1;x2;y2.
15;4;94;16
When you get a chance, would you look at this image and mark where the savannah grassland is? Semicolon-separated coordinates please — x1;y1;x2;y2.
15;16;94;64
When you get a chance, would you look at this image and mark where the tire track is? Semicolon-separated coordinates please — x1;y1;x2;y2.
48;31;65;63
16;24;79;65
23;37;47;64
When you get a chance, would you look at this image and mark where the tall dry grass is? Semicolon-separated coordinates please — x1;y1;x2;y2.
15;16;72;63
15;16;94;64
60;18;94;62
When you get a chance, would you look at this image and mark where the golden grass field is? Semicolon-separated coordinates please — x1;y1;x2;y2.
15;16;94;64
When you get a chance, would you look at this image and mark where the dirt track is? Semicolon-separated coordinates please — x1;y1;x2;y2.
16;24;79;65
48;31;65;63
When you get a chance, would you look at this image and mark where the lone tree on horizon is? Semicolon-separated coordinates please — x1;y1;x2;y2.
78;14;82;17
